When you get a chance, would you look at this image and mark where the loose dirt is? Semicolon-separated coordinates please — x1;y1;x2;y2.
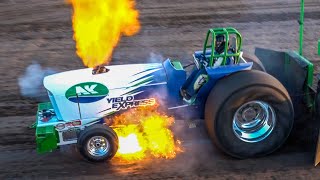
0;0;320;179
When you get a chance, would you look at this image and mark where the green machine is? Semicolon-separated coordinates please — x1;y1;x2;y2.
251;0;320;165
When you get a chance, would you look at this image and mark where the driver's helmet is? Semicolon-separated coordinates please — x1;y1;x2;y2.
215;34;225;54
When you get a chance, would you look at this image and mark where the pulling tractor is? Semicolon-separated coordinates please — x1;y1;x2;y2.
34;27;304;162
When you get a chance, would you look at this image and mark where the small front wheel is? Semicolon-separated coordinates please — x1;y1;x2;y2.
77;124;118;162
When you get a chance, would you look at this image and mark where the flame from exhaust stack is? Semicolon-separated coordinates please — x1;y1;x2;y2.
68;0;140;67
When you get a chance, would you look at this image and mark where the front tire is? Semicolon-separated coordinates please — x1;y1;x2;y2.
205;70;294;158
77;124;118;162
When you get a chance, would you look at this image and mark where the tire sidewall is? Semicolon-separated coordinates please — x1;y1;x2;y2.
242;51;266;72
214;85;294;158
78;125;118;162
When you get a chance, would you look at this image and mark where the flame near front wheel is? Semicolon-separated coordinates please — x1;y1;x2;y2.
110;105;183;161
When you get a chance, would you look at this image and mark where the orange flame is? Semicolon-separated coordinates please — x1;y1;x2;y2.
68;0;140;67
108;104;183;161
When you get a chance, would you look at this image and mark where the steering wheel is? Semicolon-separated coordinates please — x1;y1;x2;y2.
199;54;209;67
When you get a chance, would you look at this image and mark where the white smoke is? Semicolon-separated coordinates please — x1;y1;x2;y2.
145;52;167;106
18;62;57;100
148;52;164;63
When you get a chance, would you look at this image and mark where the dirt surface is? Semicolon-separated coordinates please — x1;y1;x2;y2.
1;0;320;179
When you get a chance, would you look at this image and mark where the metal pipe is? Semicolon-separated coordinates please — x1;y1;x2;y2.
299;0;304;55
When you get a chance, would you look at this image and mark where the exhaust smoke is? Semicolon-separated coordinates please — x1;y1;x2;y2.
18;62;57;100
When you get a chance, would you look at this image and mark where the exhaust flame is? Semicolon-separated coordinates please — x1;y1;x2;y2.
108;104;183;161
118;134;142;154
68;0;140;67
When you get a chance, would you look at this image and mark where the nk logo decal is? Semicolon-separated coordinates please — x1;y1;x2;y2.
65;82;109;103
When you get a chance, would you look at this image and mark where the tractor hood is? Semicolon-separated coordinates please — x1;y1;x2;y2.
44;63;165;97
43;63;167;121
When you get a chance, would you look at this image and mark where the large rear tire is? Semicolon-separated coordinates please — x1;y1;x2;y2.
77;124;118;162
205;70;294;158
242;52;266;72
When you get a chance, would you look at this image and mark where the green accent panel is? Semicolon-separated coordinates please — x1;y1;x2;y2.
171;60;184;70
288;51;314;107
125;89;141;96
105;111;117;117
289;51;314;87
38;102;53;110
127;77;153;89
65;82;109;99
36;125;58;153
35;102;58;153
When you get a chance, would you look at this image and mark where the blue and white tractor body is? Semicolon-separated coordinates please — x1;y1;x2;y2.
34;28;304;162
35;57;252;153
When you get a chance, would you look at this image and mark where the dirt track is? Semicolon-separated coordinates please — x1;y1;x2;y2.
1;0;320;179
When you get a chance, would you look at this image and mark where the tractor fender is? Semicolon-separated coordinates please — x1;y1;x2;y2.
197;62;253;99
195;62;253;118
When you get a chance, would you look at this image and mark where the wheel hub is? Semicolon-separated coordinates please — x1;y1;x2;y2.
95;140;102;147
241;107;257;121
232;101;276;143
87;136;110;157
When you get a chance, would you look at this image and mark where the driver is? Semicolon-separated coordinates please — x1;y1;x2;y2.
202;34;234;67
180;34;233;102
215;34;226;54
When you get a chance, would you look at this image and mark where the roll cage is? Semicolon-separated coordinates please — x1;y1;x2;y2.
200;27;243;67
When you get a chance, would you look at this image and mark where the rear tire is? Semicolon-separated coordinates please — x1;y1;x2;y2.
242;52;266;72
77;124;118;162
205;70;294;158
